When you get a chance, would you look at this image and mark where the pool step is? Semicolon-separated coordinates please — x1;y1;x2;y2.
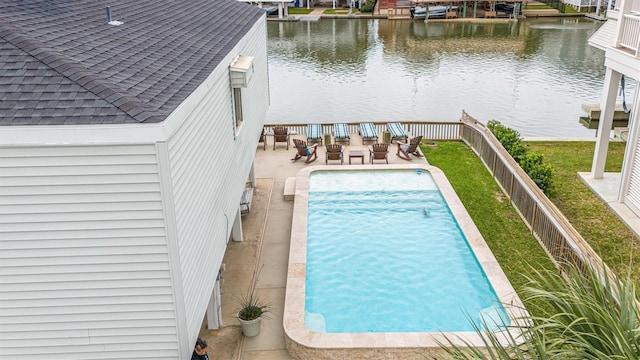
284;177;296;201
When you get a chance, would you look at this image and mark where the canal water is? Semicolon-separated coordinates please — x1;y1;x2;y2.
266;17;630;138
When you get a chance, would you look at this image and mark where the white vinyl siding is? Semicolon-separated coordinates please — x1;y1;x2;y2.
166;18;269;353
0;144;178;359
627;132;640;214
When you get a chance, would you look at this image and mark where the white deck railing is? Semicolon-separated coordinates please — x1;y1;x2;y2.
620;13;640;55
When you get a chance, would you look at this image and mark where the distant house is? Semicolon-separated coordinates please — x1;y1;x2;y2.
585;0;640;237
0;1;268;359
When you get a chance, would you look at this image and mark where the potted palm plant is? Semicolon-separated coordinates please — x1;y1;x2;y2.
236;289;271;337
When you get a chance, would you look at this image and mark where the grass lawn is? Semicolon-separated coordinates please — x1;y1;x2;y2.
423;140;640;296
421;142;556;298
287;8;314;14
323;8;355;14
523;4;554;9
524;141;640;282
562;5;580;13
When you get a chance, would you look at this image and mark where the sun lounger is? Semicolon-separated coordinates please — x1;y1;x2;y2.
306;123;323;145
359;122;378;143
387;122;408;143
333;123;351;144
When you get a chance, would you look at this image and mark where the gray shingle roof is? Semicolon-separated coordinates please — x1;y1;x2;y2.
0;0;264;126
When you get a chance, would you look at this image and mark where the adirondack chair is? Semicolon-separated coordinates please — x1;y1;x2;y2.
325;144;344;165
397;136;423;161
292;139;318;163
258;128;267;150
273;126;289;150
369;143;389;164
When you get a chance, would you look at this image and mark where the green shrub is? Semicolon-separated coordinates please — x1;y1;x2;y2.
520;153;555;195
488;120;527;161
488;120;555;195
360;0;375;12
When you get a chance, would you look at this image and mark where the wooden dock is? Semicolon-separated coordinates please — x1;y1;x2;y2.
579;103;630;129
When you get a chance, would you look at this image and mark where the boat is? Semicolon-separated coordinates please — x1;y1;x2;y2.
411;4;458;18
263;5;278;15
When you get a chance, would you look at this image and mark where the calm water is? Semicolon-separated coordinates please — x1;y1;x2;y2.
305;170;505;333
267;18;630;138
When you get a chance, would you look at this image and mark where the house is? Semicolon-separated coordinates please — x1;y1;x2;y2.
0;1;269;359
584;0;640;238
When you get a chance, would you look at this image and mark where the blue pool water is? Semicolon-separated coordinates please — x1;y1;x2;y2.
305;170;508;333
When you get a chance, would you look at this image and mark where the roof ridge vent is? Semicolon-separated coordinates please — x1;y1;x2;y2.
105;6;124;26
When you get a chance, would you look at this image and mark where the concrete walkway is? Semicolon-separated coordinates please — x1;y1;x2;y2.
200;132;429;359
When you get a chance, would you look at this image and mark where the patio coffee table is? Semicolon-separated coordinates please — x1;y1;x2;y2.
348;150;364;164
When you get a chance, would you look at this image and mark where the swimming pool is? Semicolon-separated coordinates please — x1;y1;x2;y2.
306;169;506;333
284;165;526;359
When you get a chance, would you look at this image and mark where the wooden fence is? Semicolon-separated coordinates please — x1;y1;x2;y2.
458;111;613;280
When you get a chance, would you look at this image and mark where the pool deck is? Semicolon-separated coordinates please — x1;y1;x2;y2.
285;164;525;359
200;131;640;359
201;132;442;359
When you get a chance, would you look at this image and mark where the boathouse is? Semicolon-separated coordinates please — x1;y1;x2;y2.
377;0;524;19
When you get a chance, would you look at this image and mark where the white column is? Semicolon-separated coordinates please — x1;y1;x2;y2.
248;162;256;188
618;82;640;201
592;68;621;178
206;273;222;329
278;3;283;18
231;208;244;242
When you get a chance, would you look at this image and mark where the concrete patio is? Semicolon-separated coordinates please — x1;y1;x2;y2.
197;131;640;359
199;132;430;359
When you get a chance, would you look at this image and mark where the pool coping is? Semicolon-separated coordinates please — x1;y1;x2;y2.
284;164;528;359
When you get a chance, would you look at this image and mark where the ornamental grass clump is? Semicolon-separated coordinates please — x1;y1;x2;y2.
488;120;555;195
236;266;272;322
236;291;271;321
437;262;640;359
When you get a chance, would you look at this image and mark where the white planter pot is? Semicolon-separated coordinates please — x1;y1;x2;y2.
238;315;262;337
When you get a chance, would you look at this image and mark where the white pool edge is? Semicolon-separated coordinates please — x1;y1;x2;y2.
284;164;529;359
